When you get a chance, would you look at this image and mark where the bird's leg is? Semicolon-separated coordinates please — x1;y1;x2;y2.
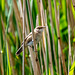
34;47;38;52
29;45;38;52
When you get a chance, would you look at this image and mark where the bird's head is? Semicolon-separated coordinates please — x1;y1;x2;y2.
34;26;46;32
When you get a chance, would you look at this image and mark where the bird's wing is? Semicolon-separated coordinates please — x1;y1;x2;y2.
21;32;32;45
26;35;32;45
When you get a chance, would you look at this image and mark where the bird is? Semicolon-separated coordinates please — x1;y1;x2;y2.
16;26;46;56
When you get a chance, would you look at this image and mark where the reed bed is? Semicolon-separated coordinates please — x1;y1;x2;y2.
0;0;75;75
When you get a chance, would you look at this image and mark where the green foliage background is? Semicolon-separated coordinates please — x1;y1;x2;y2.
0;0;75;75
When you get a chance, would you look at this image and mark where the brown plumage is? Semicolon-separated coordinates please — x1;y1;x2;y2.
16;26;46;56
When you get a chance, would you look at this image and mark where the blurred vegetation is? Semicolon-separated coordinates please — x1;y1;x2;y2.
0;0;75;75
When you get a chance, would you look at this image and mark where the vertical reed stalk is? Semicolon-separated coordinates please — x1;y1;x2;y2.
23;1;37;75
37;0;48;75
40;1;47;75
26;10;35;75
19;0;28;65
45;10;54;75
68;0;75;31
58;3;62;75
39;42;43;75
36;15;43;75
67;0;73;74
67;7;72;75
0;51;4;75
37;0;42;25
58;40;62;75
18;0;23;18
22;0;26;75
0;15;4;75
27;0;41;75
54;0;67;75
48;0;58;74
68;25;71;75
0;50;4;75
1;15;17;75
54;0;61;74
7;41;17;75
68;0;75;64
13;0;23;42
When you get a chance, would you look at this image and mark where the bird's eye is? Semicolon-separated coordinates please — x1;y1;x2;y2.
38;28;42;29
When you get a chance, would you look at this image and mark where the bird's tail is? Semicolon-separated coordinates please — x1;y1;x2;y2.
16;45;23;56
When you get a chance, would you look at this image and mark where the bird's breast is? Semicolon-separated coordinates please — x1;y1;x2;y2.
35;32;42;44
